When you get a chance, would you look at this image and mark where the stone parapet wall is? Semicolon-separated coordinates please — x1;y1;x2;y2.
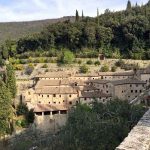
116;109;150;150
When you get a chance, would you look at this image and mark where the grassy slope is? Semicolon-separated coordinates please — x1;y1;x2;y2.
0;16;75;44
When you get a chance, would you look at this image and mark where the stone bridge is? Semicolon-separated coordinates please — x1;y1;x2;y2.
116;109;150;150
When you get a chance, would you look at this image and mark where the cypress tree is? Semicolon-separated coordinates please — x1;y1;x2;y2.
82;10;84;20
97;8;100;26
75;10;79;22
0;80;13;136
126;0;132;11
6;64;17;98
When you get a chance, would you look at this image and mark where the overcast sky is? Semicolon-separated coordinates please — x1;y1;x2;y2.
0;0;148;22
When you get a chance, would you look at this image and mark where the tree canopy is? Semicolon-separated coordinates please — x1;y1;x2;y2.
0;1;150;60
45;100;147;150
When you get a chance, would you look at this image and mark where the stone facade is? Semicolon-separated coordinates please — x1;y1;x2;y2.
21;68;150;131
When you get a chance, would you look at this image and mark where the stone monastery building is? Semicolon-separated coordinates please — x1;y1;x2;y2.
22;68;150;120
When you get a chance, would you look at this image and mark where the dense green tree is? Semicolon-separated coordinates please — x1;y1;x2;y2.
0;80;13;136
48;100;147;150
58;50;75;64
6;64;17;98
14;1;150;60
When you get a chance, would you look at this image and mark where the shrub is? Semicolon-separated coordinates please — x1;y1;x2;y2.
80;65;89;74
26;109;35;124
25;63;34;75
16;103;28;116
115;59;125;67
20;59;28;64
78;60;82;65
57;50;75;64
101;65;109;72
42;64;48;68
94;61;100;66
33;58;40;63
86;60;93;65
13;64;24;70
111;66;117;72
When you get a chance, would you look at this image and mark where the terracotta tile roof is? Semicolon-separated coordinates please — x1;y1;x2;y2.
35;79;86;89
80;91;111;98
81;85;99;91
35;86;78;94
74;73;99;77
98;71;134;76
34;104;68;112
110;77;146;86
86;79;110;84
35;72;71;78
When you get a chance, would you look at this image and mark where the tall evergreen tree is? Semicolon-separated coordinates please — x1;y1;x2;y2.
97;8;100;26
75;10;79;22
0;80;13;136
82;10;84;20
6;64;17;98
126;0;132;11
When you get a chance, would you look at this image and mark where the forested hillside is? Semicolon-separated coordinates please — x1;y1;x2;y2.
0;16;75;44
0;0;150;60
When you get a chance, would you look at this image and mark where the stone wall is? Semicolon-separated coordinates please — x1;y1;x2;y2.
116;109;150;150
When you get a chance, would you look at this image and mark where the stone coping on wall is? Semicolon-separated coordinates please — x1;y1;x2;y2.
116;109;150;150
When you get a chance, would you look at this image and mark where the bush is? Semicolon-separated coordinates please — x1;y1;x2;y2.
42;64;48;68
77;60;82;65
80;65;89;74
94;61;100;66
33;58;40;63
115;59;125;67
16;103;28;116
26;109;35;124
58;50;75;64
111;66;117;72
86;60;93;65
13;64;24;70
20;59;28;64
25;63;34;75
101;65;109;72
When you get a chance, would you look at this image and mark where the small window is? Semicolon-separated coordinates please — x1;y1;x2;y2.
53;94;56;97
53;102;56;104
130;84;132;87
39;101;41;103
131;90;133;93
63;100;65;103
59;95;61;97
69;101;72;105
69;95;72;98
140;90;142;93
39;94;40;96
47;95;49;97
122;91;124;93
49;102;51;104
84;98;87;101
106;91;108;93
42;95;43;97
135;90;137;93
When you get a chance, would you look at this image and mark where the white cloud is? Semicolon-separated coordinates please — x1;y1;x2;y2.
0;0;148;22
